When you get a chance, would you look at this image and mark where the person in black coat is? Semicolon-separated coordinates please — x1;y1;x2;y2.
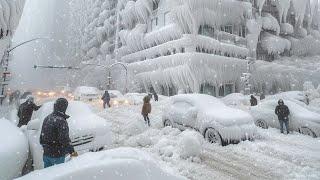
250;95;258;106
40;98;78;168
153;92;158;102
101;90;111;108
17;96;41;127
275;99;290;134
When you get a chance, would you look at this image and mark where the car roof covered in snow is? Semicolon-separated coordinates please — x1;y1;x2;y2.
170;94;253;126
74;86;100;95
16;147;186;180
33;101;109;135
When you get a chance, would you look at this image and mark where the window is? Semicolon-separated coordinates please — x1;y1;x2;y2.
164;12;170;26
221;25;233;34
151;17;158;31
152;1;158;11
238;25;246;38
198;25;215;38
225;84;233;96
219;86;225;97
200;83;216;97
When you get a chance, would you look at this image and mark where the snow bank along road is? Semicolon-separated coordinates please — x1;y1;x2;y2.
96;100;320;180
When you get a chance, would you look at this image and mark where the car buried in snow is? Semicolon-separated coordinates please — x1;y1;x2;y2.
73;86;100;102
162;94;256;146
109;90;131;106
25;101;112;169
250;99;320;138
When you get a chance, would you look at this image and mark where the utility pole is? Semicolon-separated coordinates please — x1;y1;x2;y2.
0;38;48;105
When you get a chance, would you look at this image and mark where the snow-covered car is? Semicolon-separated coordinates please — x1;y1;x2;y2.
109;90;131;106
124;93;148;105
26;101;112;169
0;118;28;180
266;91;307;104
16;147;186;180
221;93;251;110
250;99;320;137
162;94;256;145
73;86;100;101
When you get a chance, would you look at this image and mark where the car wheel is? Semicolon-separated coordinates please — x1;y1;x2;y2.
163;119;173;127
299;127;317;138
204;128;223;145
255;119;268;129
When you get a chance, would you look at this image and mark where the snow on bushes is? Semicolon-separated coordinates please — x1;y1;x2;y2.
262;13;280;35
178;130;202;159
289;35;320;56
280;23;294;35
260;33;291;55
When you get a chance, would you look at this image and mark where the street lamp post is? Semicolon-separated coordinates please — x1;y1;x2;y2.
82;62;128;93
0;38;49;105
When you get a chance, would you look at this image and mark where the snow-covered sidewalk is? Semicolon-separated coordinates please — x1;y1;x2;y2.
98;100;320;180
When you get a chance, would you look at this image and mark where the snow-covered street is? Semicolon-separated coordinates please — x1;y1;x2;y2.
97;99;320;180
2;0;320;179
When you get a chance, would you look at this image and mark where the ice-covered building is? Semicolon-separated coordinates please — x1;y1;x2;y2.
69;0;320;95
0;0;25;61
114;0;320;96
253;0;320;60
0;0;25;99
117;0;254;96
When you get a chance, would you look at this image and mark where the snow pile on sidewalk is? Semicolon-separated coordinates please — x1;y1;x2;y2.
16;147;186;180
0;118;28;180
179;130;202;159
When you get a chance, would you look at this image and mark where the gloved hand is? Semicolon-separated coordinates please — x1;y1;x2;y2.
71;151;78;157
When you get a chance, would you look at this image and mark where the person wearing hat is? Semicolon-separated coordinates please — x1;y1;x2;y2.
17;96;41;127
40;98;78;168
275;99;290;134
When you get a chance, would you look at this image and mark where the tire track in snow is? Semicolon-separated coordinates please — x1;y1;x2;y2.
200;147;279;180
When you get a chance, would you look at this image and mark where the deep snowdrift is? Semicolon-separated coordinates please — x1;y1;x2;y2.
0;118;28;180
17;147;186;180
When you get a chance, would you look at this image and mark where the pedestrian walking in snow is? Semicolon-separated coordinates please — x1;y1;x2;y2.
101;90;111;109
142;96;152;127
250;95;258;106
153;92;158;102
148;93;153;100
40;98;78;168
260;92;265;100
275;99;290;134
305;94;310;105
17;96;41;127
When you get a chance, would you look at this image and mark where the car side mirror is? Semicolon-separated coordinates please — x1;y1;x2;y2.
27;118;41;130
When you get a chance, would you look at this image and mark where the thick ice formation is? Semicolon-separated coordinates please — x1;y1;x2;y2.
0;0;25;35
129;53;247;93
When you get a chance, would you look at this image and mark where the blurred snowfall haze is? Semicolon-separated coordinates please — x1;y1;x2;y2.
10;0;74;90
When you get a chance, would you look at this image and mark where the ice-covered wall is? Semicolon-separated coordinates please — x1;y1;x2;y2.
0;0;25;77
0;0;25;37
